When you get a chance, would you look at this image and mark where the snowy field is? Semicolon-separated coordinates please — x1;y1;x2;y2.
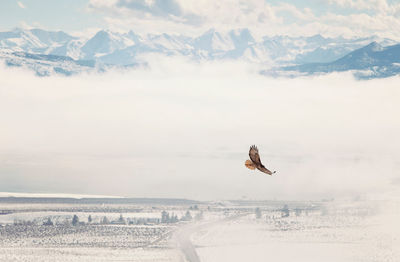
192;200;400;262
1;198;399;261
0;223;180;261
0;199;192;261
0;247;181;262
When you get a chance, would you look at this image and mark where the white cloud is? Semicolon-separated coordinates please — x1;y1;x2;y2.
86;0;400;39
1;58;399;200
17;1;26;9
328;0;389;12
87;0;288;36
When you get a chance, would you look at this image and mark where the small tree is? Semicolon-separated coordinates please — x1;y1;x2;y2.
184;210;192;221
43;217;53;226
118;214;126;224
189;205;199;210
281;205;290;218
170;213;178;223
255;207;262;219
161;211;170;223
72;215;79;226
88;215;92;224
101;216;109;224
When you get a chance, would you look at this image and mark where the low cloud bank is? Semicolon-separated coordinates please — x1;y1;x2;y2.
1;59;399;200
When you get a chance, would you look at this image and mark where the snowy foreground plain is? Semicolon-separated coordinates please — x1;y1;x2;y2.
0;198;399;262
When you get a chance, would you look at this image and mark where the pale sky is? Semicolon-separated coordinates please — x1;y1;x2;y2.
2;0;400;38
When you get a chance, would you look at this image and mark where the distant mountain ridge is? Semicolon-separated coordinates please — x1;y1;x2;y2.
0;27;399;78
278;41;400;79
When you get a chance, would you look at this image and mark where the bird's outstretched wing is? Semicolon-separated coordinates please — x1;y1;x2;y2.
258;166;275;175
249;145;262;165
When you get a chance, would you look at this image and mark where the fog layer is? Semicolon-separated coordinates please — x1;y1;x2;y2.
1;59;399;200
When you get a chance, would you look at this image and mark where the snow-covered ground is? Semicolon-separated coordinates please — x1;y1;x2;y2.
0;199;399;261
0;247;180;262
0;199;201;261
191;200;400;262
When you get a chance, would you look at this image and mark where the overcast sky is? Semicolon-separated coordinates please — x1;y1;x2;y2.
2;0;400;39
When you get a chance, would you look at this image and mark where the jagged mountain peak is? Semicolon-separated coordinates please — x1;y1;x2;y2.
338;41;384;63
80;29;136;59
309;33;323;39
279;41;400;79
363;41;384;52
127;30;142;43
229;28;255;45
89;29;120;41
1;27;400;78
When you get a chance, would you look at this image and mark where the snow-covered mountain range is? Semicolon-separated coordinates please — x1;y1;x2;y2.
276;41;400;79
1;28;399;78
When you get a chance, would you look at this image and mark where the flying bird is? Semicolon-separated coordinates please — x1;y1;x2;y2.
245;145;276;175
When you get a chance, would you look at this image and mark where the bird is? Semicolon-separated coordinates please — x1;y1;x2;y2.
245;145;276;175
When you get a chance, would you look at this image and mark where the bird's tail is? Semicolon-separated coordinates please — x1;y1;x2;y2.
245;160;256;170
